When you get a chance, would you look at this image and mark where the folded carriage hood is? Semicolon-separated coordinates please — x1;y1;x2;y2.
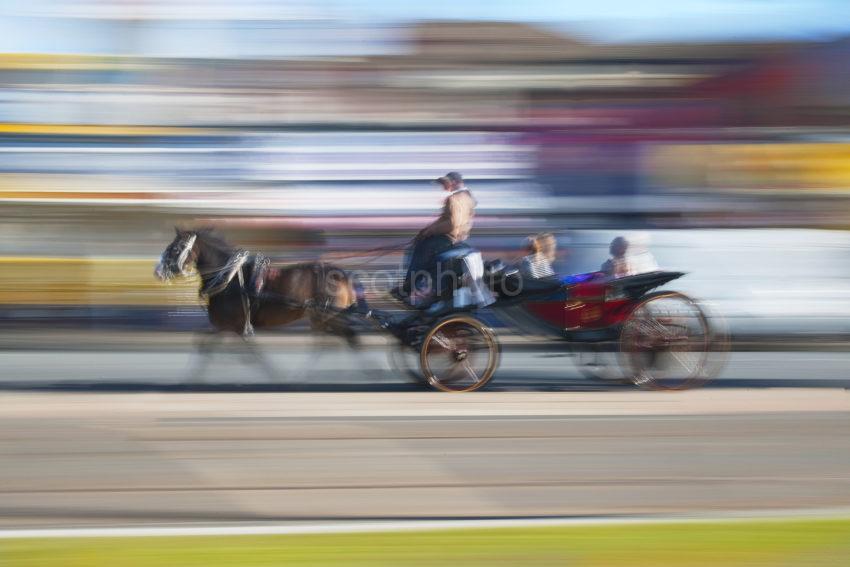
612;271;686;299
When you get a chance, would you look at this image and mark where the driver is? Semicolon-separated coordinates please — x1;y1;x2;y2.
402;172;476;305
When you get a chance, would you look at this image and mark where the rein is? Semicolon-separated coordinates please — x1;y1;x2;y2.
198;250;250;298
322;240;412;266
195;249;306;311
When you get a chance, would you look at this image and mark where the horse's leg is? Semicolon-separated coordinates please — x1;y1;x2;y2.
188;329;222;382
320;311;361;349
267;311;347;384
238;334;277;381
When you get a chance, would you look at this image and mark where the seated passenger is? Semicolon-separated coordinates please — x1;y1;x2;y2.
521;232;556;279
601;236;631;278
626;232;659;274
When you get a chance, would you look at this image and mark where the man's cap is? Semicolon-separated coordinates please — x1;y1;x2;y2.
434;171;463;185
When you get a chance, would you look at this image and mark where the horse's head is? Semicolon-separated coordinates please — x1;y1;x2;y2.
154;228;199;281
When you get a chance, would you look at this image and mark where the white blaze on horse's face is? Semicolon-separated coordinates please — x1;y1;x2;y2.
155;233;196;281
175;234;197;276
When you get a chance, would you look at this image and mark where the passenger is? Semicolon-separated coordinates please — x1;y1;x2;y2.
601;236;631;278
626;232;659;274
521;232;556;279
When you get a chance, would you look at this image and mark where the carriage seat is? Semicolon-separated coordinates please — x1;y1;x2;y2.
485;259;562;299
396;245;494;311
449;249;495;309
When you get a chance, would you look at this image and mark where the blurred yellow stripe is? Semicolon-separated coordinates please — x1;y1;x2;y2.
0;53;152;71
0;257;201;306
0;124;218;136
648;142;850;193
0;257;154;265
0;174;162;201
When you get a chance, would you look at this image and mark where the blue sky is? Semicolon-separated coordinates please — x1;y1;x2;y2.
338;0;850;41
1;0;849;55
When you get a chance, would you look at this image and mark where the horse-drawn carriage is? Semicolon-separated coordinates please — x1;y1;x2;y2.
383;264;728;392
156;229;728;391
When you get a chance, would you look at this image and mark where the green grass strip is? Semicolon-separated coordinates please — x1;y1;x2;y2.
3;518;850;567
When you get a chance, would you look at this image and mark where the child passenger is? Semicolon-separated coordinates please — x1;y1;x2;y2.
521;233;557;279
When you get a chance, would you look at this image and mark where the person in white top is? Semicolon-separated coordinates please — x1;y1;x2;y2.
626;232;659;274
521;232;557;279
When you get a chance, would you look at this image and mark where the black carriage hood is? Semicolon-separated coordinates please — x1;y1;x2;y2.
611;271;686;299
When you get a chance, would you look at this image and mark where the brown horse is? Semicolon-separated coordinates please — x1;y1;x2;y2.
155;228;359;378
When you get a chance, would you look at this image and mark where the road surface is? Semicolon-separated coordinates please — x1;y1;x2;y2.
1;389;848;529
0;340;849;390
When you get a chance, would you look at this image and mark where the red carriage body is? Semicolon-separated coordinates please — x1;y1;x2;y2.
520;273;657;332
511;270;728;390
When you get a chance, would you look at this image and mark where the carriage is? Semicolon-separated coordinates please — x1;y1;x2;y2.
380;263;729;392
156;229;728;392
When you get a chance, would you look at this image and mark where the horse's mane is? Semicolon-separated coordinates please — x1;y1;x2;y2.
193;227;237;254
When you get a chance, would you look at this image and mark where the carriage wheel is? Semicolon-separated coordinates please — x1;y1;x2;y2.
618;292;714;391
419;315;500;392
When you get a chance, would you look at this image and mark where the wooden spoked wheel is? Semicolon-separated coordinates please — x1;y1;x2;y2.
619;292;716;391
419;315;500;392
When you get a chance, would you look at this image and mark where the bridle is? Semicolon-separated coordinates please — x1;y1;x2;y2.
175;233;197;276
158;233;197;279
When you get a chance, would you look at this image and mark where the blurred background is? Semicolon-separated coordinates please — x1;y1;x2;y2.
3;3;850;562
3;0;850;342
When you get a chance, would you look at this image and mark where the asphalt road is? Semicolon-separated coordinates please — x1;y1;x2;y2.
1;390;848;529
0;341;849;390
2;342;848;530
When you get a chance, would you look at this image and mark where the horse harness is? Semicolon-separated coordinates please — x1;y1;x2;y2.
200;251;339;336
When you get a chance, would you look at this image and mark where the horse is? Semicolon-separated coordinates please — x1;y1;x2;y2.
155;228;360;379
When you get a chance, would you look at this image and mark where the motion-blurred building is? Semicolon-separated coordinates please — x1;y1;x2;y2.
2;8;850;332
0;19;832;221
